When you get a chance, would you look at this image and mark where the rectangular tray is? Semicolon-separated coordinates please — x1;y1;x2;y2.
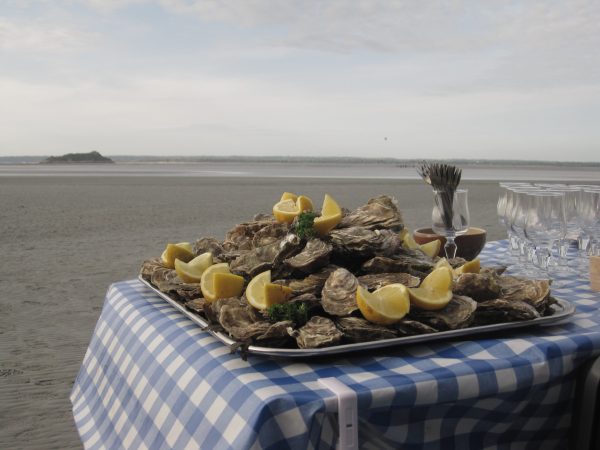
139;276;576;358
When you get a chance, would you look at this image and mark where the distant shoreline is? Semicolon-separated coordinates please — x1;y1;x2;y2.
2;155;600;168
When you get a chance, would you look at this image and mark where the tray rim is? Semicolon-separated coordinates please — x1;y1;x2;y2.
138;275;576;358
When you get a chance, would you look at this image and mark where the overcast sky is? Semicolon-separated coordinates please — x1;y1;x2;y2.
1;1;599;161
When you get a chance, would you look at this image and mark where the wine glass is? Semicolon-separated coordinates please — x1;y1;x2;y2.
524;192;565;277
432;189;469;259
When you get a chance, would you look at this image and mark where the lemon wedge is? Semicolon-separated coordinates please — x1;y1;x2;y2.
401;229;420;250
273;195;315;224
280;192;298;202
161;243;195;269
174;252;213;283
246;270;293;310
408;267;453;310
200;263;245;303
356;284;410;325
419;240;441;258
313;194;342;236
434;257;454;272
454;258;481;275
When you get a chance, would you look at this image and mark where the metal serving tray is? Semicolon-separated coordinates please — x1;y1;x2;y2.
139;276;576;358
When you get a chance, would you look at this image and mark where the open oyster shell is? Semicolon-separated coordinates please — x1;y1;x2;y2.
357;272;420;290
336;317;397;343
192;237;225;260
281;265;339;296
140;258;167;281
223;218;279;251
284;238;332;273
393;319;439;336
288;316;343;349
408;295;477;330
361;254;433;275
321;268;360;316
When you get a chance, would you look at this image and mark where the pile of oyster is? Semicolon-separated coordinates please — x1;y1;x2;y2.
140;195;556;351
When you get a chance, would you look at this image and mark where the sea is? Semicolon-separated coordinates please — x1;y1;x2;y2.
0;161;599;181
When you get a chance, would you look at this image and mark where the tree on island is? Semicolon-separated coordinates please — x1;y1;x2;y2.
41;151;114;164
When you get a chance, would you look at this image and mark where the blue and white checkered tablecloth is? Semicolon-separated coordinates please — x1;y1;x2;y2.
71;241;600;449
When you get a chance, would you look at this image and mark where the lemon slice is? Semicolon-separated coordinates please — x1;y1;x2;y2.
313;194;342;236
161;243;195;269
419;240;441;258
273;195;315;224
356;284;410;325
174;252;213;283
401;229;420;250
408;267;453;310
246;270;293;310
454;258;481;275
280;192;298;202
201;263;245;303
434;257;454;272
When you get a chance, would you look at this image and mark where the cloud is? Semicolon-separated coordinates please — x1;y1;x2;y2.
0;17;95;52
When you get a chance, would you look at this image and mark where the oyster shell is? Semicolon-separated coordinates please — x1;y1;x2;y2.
289;316;343;349
192;237;224;260
453;272;501;301
184;298;206;314
223;218;277;251
408;295;477;330
175;284;203;302
321;268;359;316
474;298;540;324
252;222;290;248
336;317;397;342
230;234;302;278
281;265;339;296
150;268;180;293
497;276;551;312
284;238;333;273
140;258;167;281
361;254;434;274
393;319;439;336
329;227;401;258
357;272;420;290
339;195;403;231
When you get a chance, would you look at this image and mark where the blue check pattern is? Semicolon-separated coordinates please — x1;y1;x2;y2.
71;241;600;449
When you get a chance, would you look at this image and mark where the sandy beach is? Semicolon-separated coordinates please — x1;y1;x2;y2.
0;174;586;449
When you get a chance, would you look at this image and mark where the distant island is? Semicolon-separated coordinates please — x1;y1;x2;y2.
40;151;114;164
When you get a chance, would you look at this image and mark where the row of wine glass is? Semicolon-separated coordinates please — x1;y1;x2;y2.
497;183;600;279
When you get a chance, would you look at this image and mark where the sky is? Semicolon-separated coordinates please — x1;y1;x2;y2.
1;1;599;161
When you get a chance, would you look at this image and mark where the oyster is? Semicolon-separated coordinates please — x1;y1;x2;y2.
223;218;277;251
184;298;206;314
282;265;339;296
288;316;343;349
284;238;333;273
321;268;359;316
252;222;290;248
140;258;166;281
150;268;180;293
497;276;551;312
453;272;501;301
394;319;439;336
408;295;477;330
362;254;434;274
339;195;403;231
192;237;224;259
230;234;302;278
336;317;397;343
329;227;401;258
175;284;203;302
474;298;540;324
357;272;420;290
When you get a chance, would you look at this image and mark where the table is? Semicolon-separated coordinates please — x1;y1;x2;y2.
71;241;600;449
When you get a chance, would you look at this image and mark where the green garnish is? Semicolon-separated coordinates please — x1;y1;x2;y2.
267;302;309;326
295;212;318;239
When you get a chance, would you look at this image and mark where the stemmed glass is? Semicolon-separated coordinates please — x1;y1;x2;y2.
580;189;600;257
432;189;470;259
524;192;566;276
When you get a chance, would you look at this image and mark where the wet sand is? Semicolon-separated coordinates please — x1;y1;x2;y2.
0;176;510;449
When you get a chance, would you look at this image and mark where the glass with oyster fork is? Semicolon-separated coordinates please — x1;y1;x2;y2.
432;189;469;259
